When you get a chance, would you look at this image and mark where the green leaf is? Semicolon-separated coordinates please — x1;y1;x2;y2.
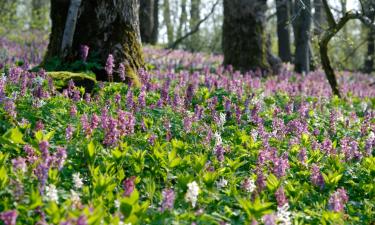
266;173;280;191
3;127;25;144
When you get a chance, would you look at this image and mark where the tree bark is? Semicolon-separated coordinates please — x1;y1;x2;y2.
276;0;292;62
44;0;144;85
188;0;201;51
222;0;271;73
60;0;82;57
364;25;375;73
139;0;158;44
163;0;174;45
176;0;188;41
293;0;311;74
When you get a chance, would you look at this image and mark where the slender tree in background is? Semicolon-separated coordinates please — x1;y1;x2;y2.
163;0;174;45
140;0;159;44
293;0;311;73
188;0;201;51
364;28;374;73
276;0;292;62
222;0;271;73
176;0;188;40
363;0;375;73
313;0;323;34
44;0;144;84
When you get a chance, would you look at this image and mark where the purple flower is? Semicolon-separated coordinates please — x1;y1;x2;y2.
76;215;88;225
0;210;17;225
272;154;289;178
126;89;134;110
103;117;119;146
66;124;74;141
35;120;44;131
105;54;114;81
262;213;276;225
117;110;135;136
123;176;136;197
70;105;77;117
328;188;349;212
310;164;325;188
214;145;225;162
160;188;175;212
80;45;89;62
275;187;288;207
119;63;126;81
4;99;17;118
54;147;67;170
298;148;307;165
39;141;50;160
12;157;27;172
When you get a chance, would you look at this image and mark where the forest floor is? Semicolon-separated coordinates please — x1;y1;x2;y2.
0;39;374;224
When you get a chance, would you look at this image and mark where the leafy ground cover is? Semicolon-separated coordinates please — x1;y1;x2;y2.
0;41;374;225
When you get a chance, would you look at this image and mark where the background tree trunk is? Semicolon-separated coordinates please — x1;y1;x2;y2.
364;27;375;73
188;0;201;51
293;0;311;73
276;0;292;62
163;0;174;45
151;0;159;44
313;0;324;34
222;0;270;73
140;0;158;44
45;0;144;84
176;0;188;41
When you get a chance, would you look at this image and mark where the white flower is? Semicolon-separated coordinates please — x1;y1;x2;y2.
70;189;81;208
219;113;226;127
242;178;256;193
368;131;375;141
214;132;222;146
114;200;120;209
216;178;228;189
185;181;200;207
73;173;83;189
276;203;292;225
45;184;59;203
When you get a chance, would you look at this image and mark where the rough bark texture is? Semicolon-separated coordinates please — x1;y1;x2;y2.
364;26;375;73
140;0;158;44
151;0;159;44
276;0;292;62
222;0;270;73
293;0;311;73
61;0;81;57
313;0;324;34
45;0;144;85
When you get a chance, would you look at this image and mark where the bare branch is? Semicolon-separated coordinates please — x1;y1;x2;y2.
321;0;336;27
167;0;219;49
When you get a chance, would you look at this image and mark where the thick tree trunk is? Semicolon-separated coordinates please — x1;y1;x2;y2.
151;0;159;44
276;0;292;62
293;0;311;73
188;0;201;51
222;0;270;73
140;0;158;44
163;0;174;45
364;27;375;73
44;0;144;85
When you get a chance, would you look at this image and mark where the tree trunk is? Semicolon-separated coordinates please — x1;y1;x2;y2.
44;0;144;85
364;27;375;73
313;0;324;34
140;0;159;44
276;0;292;62
151;0;159;44
188;0;201;51
163;0;174;45
293;0;311;73
176;0;188;41
222;0;270;73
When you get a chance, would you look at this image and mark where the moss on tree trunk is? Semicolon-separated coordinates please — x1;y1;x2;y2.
44;0;144;86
